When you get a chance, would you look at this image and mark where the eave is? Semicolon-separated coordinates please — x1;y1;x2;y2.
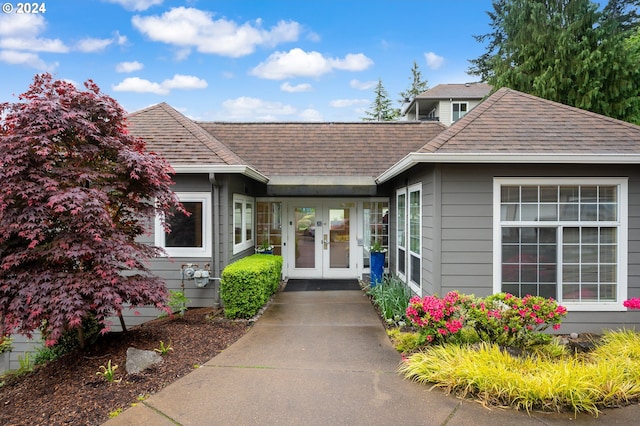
171;164;269;183
376;153;640;184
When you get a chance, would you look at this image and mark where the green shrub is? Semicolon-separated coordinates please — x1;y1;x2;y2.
220;254;282;319
35;314;101;365
367;275;411;327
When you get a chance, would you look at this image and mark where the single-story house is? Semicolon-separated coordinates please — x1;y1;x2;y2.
4;86;640;372
127;87;640;334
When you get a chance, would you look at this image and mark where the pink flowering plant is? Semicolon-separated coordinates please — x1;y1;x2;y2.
623;298;640;310
464;293;567;348
405;291;469;345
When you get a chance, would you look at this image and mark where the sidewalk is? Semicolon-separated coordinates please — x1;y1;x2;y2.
105;290;639;425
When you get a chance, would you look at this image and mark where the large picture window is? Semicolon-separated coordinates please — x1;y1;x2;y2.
494;178;628;311
233;194;255;253
155;192;211;257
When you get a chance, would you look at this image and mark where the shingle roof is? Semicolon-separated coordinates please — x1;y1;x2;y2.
196;121;446;178
415;83;492;100
128;102;246;166
419;88;640;154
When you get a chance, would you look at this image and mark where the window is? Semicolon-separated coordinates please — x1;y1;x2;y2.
233;194;255;253
256;201;282;255
363;201;389;268
155;192;211;257
452;102;468;122
409;184;422;289
494;178;628;311
396;189;406;280
396;184;422;291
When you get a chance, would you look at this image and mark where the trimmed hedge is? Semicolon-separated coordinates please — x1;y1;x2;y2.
220;254;283;319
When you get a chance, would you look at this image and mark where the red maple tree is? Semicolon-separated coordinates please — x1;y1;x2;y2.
0;74;182;345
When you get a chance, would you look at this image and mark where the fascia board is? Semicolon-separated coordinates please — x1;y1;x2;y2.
376;153;640;184
171;164;269;183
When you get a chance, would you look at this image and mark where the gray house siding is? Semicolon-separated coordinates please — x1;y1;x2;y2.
391;163;640;334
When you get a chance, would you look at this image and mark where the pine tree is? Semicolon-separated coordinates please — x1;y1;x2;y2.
469;0;640;124
363;79;398;121
398;61;429;105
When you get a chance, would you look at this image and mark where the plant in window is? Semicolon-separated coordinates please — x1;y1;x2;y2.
256;235;273;254
370;239;387;253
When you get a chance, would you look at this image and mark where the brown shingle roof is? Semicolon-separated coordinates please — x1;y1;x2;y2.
419;88;640;154
128;102;246;166
415;83;492;100
196;121;446;178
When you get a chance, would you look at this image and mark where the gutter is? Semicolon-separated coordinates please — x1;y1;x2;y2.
376;152;640;184
171;164;269;183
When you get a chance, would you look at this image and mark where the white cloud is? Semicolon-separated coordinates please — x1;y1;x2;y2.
0;50;56;70
329;99;369;108
280;82;312;93
0;14;67;69
250;48;373;80
425;51;444;70
76;38;113;53
298;108;323;121
0;14;45;37
349;79;377;90
162;74;208;90
103;0;163;11
221;96;297;121
112;74;207;95
132;7;301;58
116;61;144;73
115;31;128;45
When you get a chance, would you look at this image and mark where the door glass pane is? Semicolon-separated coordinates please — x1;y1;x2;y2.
295;207;315;268
329;208;349;268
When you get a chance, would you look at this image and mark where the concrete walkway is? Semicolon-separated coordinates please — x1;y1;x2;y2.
105;290;639;425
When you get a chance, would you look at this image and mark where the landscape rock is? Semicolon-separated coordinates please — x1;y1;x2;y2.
125;347;163;374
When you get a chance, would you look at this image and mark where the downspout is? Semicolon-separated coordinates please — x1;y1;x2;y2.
209;172;221;308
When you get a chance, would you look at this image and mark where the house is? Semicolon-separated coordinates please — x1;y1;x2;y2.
5;86;640;372
402;82;492;125
127;87;640;335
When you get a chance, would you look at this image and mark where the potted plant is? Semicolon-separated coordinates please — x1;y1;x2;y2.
370;239;387;287
256;237;273;254
0;335;13;373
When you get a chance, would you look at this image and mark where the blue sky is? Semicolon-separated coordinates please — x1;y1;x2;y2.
0;0;497;121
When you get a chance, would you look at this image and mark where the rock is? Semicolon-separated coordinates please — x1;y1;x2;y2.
125;347;163;374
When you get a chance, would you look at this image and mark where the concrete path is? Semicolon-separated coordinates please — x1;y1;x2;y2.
105;290;639;425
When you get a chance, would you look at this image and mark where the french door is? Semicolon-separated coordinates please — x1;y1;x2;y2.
288;202;356;279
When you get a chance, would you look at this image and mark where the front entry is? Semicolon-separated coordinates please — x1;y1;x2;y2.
288;202;356;279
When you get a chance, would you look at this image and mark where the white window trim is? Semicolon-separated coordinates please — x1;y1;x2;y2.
233;193;255;254
396;188;407;282
155;192;212;258
451;101;469;122
493;177;628;312
408;183;422;294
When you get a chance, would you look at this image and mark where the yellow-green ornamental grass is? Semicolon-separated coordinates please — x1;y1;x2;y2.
398;329;640;416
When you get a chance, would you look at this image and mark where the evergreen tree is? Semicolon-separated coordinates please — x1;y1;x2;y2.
469;0;640;124
398;61;429;105
362;79;398;121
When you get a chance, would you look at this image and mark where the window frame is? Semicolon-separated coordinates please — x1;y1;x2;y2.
493;177;628;312
155;192;212;258
396;188;407;282
451;101;469;122
233;193;255;254
408;183;422;293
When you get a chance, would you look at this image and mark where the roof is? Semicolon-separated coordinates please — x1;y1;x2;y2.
378;88;640;183
415;83;492;100
420;88;640;154
196;121;446;178
127;103;267;181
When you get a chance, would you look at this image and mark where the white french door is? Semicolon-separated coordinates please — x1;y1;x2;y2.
287;201;356;279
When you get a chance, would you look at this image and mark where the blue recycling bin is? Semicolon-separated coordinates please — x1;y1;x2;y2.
370;251;385;287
